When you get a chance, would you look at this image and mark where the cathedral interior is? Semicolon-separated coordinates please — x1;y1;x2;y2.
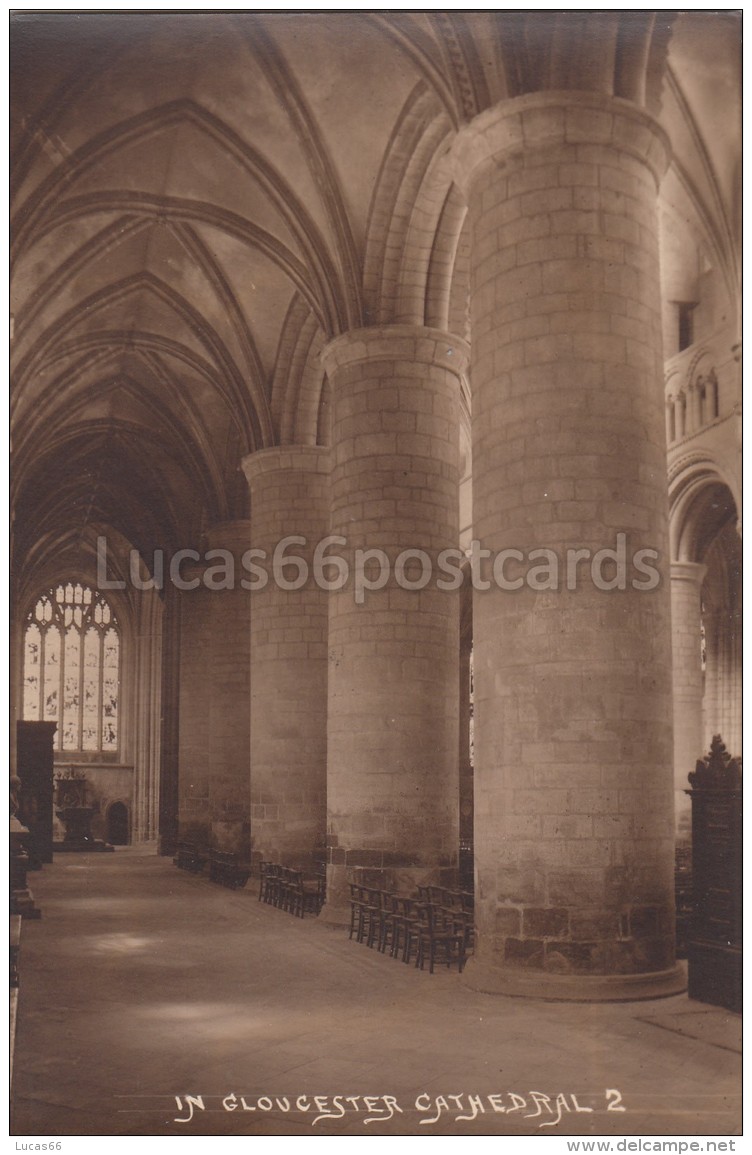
10;10;741;1140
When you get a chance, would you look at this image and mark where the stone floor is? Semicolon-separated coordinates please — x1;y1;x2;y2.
11;850;742;1139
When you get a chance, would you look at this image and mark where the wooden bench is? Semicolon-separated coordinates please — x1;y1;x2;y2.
209;850;250;890
172;842;208;874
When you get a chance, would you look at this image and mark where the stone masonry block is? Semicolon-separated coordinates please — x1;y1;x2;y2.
495;906;522;936
504;937;544;968
565;106;613;144
523;907;570;939
544;941;597;973
548;871;606;906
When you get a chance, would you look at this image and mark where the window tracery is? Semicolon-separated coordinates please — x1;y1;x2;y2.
23;584;120;753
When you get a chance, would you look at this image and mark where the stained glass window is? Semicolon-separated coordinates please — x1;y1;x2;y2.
22;585;120;753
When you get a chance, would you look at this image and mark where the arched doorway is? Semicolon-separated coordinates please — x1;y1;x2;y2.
669;461;741;836
701;519;742;756
107;802;129;846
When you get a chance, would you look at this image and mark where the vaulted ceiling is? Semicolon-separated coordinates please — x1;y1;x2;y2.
10;11;741;596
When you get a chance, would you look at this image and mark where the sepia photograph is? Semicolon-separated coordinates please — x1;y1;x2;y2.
9;8;742;1144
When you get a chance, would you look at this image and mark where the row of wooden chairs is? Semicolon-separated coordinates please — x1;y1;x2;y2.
417;885;474;917
349;885;473;973
258;862;325;918
411;886;475;957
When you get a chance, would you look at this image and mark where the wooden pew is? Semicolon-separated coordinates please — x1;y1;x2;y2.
172;842;208;874
208;850;250;890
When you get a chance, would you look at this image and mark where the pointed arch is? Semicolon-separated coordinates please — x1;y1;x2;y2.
12;272;263;448
11;99;348;335
669;452;739;563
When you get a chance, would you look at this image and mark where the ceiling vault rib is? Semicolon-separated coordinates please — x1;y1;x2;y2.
14;274;259;448
16;193;326;327
664;64;739;293
11;33;129;203
14;325;241;473
233;17;362;331
12;345;115;454
12;216;148;342
138;353;228;521
11;99;345;335
167;219;274;447
363;13;460;128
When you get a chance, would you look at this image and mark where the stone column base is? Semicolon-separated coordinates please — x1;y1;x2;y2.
461;956;687;1003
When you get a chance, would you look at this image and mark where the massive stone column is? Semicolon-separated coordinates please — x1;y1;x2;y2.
320;326;468;918
131;585;163;845
670;561;706;842
451;93;683;998
242;447;330;869
175;529;251;855
176;569;213;846
206;521;251;856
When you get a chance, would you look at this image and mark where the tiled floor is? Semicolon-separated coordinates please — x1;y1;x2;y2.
11;851;742;1138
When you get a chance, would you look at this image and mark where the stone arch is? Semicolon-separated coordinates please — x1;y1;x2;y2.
269;296;328;449
701;520;742;755
424;183;468;332
668;454;740;827
688;351;720;426
392;150;460;326
669;452;739;564
363;86;455;325
679;348;720;432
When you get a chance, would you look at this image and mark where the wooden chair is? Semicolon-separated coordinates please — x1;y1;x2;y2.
401;898;432;964
282;870;320;918
348;883;364;940
258;861;272;902
349;884;379;944
264;863;283;907
362;888;384;948
284;869;304;917
438;903;474;953
376;892;401;955
404;899;466;973
388;895;418;960
277;866;297;913
301;873;325;916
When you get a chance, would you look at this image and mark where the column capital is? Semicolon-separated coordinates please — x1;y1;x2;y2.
449;90;671;199
241;444;331;486
671;560;708;587
321;324;469;379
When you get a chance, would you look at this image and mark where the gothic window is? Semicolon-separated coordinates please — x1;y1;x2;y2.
22;584;120;753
